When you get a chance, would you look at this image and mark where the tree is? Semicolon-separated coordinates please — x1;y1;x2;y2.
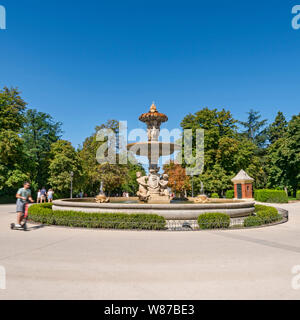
267;114;300;196
180;107;265;194
181;107;237;170
121;163;146;195
163;161;190;197
196;163;232;196
0;130;30;193
267;111;287;144
22;109;62;187
0;87;29;196
239;109;268;148
48;140;82;197
78;120;139;196
0;87;27;131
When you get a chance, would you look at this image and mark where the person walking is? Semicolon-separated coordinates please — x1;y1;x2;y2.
37;189;41;203
15;182;34;228
40;187;47;203
47;189;54;203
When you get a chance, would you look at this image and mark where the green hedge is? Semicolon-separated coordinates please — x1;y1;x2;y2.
244;204;281;227
225;190;234;199
211;193;219;199
296;190;300;200
0;195;16;204
254;189;288;203
244;216;263;227
197;212;230;229
28;204;166;230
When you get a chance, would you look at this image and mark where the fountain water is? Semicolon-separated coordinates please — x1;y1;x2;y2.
127;103;181;203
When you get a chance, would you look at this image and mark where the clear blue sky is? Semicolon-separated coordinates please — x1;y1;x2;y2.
0;0;299;147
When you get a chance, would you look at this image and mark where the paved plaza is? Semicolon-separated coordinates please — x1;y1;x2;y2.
0;202;300;300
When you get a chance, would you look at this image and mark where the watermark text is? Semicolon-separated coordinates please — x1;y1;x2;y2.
0;265;6;289
292;5;300;30
0;5;6;30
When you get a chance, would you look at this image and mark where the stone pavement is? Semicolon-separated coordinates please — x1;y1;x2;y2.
0;202;300;300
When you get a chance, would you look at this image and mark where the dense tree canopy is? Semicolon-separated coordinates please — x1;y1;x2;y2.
22;109;62;188
239;109;268;148
180;107;268;195
0;86;299;200
267;114;300;196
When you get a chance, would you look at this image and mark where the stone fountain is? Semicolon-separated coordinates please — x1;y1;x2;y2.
53;103;255;223
127;103;181;204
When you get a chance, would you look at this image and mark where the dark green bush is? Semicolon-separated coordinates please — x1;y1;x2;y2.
255;204;278;216
225;190;234;199
28;204;166;230
254;189;288;203
296;190;300;200
243;204;281;226
198;212;230;229
0;195;16;204
211;193;219;199
244;216;263;227
256;210;281;224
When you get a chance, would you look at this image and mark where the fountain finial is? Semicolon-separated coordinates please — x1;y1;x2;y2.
150;102;157;113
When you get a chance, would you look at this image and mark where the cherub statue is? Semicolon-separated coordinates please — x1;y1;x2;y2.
136;172;149;201
147;168;160;194
159;174;170;197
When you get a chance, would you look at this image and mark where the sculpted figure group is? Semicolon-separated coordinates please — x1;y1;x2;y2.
136;169;170;202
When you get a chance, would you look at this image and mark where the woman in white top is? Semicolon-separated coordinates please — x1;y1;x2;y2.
37;190;41;203
47;189;54;202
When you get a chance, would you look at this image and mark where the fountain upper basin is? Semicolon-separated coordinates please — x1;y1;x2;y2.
127;141;181;158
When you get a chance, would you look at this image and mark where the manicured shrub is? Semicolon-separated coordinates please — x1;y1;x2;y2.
296;190;300;200
197;212;230;229
211;193;219;199
253;204;281;224
244;216;263;227
225;190;234;199
28;204;166;230
256;210;281;224
254;189;288;203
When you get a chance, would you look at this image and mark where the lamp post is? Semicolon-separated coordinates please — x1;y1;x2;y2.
70;171;74;199
191;173;194;198
174;180;176;198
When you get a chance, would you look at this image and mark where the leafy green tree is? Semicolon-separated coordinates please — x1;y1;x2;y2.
180;107;265;194
0;87;27;131
48;140;82;197
0;87;29;196
239;109;268;148
195;163;232;196
0;130;30;193
78;120;140;196
267;114;300;196
181;108;237;170
22;109;62;187
267;111;287;144
121;163;146;195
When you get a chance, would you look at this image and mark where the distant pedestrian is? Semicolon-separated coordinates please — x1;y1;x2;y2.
40;187;47;203
47;189;54;202
37;189;41;203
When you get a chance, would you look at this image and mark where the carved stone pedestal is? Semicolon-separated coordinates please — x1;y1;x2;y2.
147;194;170;204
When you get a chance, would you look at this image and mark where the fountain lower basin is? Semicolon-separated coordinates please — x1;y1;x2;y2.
52;198;255;220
